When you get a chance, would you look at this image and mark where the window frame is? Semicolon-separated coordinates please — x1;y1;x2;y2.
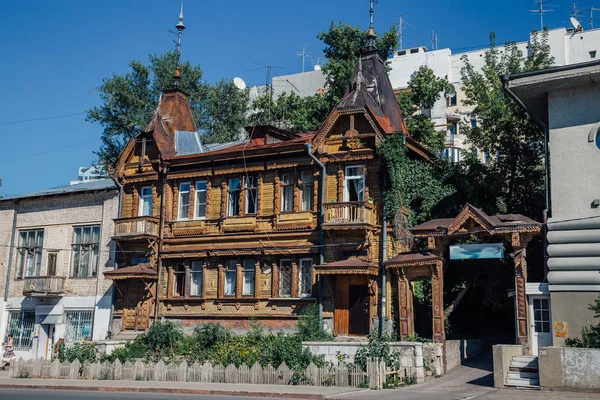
5;311;35;350
344;165;366;202
178;182;191;220
228;178;241;217
300;171;314;211
189;261;204;297
16;229;44;279
280;173;294;212
65;309;93;342
172;264;186;297
224;260;237;296
298;258;313;297
194;181;208;220
139;186;153;217
71;225;101;278
279;259;293;298
242;259;256;296
244;175;258;215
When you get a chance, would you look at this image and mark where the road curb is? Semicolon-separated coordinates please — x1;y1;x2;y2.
0;383;327;399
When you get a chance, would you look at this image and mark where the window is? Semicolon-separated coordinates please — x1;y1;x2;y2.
298;258;313;297
533;298;551;333
16;229;44;279
228;178;241;216
225;260;237;295
244;176;258;214
279;259;293;297
300;171;314;211
47;252;57;276
344;166;365;202
446;85;457;107
65;310;93;342
172;264;186;297
596;129;600;149
472;148;478;158
448;123;457;137
484;151;490;164
71;226;100;278
242;259;256;296
195;181;207;219
590;50;597;59
178;182;191;220
5;311;34;350
281;174;294;212
139;186;153;216
471;119;477;128
190;261;203;297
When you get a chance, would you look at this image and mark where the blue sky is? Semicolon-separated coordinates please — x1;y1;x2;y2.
0;0;594;196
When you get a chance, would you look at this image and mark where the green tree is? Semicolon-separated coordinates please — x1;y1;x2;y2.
456;31;554;217
318;21;399;105
88;51;248;170
397;66;451;154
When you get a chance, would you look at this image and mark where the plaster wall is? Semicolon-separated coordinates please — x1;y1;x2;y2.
539;346;600;391
549;291;599;346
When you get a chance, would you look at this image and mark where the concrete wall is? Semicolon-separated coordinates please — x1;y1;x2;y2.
492;345;525;388
539;346;600;391
550;291;600;346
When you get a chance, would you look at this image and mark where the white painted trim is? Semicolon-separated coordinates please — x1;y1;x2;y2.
526;282;549;295
549;284;600;291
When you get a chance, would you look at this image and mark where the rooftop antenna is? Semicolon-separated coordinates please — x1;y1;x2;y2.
530;0;555;31
312;56;323;70
297;44;311;73
366;0;377;50
430;30;437;50
248;58;284;123
397;14;414;51
570;3;581;19
169;1;186;89
591;7;600;28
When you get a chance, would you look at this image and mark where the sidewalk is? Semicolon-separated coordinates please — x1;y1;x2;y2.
0;373;368;399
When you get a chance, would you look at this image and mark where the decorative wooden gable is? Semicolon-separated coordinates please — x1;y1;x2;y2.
447;203;495;234
312;108;384;154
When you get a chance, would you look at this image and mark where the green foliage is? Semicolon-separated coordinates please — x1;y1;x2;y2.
318;22;398;105
88;51;249;170
297;303;333;342
57;341;99;364
354;331;401;372
457;31;554;218
377;134;455;229
565;295;600;348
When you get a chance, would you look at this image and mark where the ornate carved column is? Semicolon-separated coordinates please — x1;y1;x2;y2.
397;268;414;341
220;182;228;219
217;263;225;298
337;166;344;202
431;260;445;343
512;232;529;346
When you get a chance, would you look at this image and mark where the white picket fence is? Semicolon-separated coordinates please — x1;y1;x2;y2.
9;357;410;389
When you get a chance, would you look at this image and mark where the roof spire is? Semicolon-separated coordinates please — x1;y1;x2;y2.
367;0;376;49
173;1;186;89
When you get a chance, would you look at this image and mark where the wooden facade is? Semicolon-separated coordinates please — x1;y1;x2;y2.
108;47;434;335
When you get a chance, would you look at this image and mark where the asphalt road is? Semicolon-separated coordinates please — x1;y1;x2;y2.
0;389;289;400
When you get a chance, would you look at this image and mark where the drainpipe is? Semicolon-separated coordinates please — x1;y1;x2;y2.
108;171;124;338
3;204;18;302
305;144;326;326
154;162;169;321
501;75;551;280
379;175;387;336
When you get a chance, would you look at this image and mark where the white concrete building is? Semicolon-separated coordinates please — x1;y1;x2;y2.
0;179;118;360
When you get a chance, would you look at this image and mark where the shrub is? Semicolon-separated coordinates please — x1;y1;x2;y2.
354;331;401;372
58;341;99;364
297;303;332;342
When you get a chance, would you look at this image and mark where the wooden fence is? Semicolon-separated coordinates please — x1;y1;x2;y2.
9;358;410;389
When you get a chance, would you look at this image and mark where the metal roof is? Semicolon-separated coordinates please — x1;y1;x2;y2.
0;179;116;202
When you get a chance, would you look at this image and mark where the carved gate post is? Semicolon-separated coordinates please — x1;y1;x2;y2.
511;233;529;347
397;268;414;340
431;260;445;343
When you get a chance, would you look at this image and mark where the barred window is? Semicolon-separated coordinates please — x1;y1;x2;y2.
190;261;203;297
279;259;293;297
225;260;237;296
71;225;100;278
300;171;313;211
5;311;35;350
299;258;313;297
242;259;255;296
17;229;44;279
65;310;93;342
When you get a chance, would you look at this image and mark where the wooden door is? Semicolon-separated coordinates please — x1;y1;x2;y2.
135;283;152;331
348;285;370;335
122;281;152;331
334;275;370;336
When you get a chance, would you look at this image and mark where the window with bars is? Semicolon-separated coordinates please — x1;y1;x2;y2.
244;176;258;215
6;311;35;350
228;178;241;216
139;186;153;216
71;226;100;278
298;258;313;297
279;259;293;297
65;310;93;342
281;174;294;212
17;229;44;279
242;259;255;296
300;171;313;211
195;181;207;219
190;261;203;297
225;260;237;295
178;182;191;219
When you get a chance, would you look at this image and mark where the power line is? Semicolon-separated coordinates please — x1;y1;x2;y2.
0;112;86;126
0;138;100;165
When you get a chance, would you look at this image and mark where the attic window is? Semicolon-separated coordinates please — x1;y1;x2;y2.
266;135;281;144
397;50;407;56
590;50;597;59
410;48;419;54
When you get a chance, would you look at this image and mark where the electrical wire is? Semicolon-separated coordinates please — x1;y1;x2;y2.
0;112;86;126
0;138;101;165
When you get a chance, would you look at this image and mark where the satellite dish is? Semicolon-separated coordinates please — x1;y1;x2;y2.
233;77;247;90
314;65;322;71
570;17;583;31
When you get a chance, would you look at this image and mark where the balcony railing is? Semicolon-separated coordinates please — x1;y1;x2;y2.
22;276;66;297
323;201;375;227
114;216;160;239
